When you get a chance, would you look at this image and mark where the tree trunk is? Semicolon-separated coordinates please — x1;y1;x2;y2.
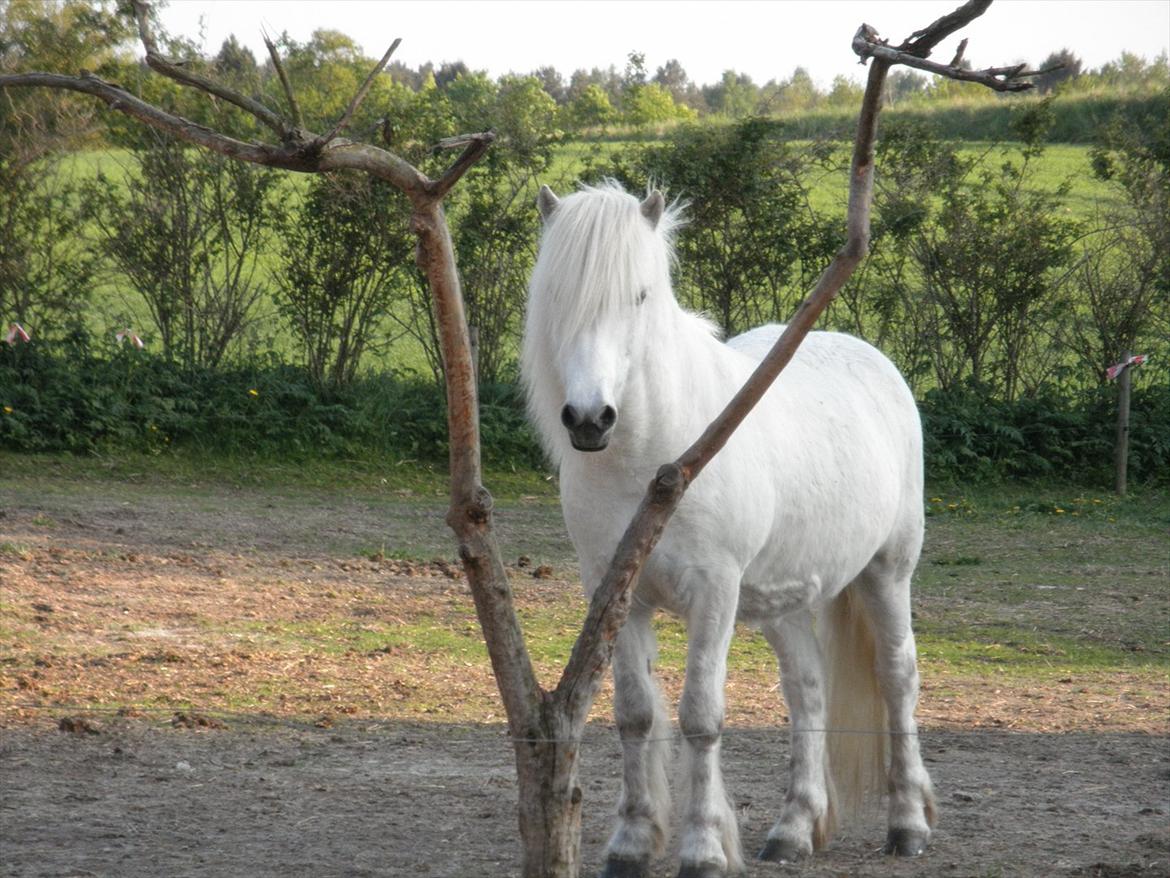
514;705;584;878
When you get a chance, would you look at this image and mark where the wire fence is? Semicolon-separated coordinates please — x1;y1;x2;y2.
8;701;1165;744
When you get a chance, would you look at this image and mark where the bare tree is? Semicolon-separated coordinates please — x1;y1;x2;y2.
0;2;1046;876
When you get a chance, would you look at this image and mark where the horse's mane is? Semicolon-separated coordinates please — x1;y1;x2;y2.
527;181;683;351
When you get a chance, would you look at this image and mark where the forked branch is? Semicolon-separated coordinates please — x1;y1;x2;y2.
129;0;289;137
852;0;1053;92
261;30;304;133
316;38;402;148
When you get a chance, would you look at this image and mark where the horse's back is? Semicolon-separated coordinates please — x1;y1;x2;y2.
727;324;918;428
721;324;924;597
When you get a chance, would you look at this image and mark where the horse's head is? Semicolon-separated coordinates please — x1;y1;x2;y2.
523;182;675;459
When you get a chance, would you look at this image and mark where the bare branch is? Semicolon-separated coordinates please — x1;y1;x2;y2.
316;39;402;148
262;30;303;132
949;37;969;68
900;0;993;55
855;32;1041;92
129;0;289;137
852;0;1052;92
0;72;429;191
429;131;496;199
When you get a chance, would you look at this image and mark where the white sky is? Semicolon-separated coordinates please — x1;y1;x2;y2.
156;0;1170;91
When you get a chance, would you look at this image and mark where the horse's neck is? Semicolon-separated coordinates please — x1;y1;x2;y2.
621;306;745;460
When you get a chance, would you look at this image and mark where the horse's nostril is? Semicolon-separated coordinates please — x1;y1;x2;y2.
561;404;579;429
599;405;617;430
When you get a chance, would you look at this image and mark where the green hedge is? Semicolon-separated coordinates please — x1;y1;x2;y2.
0;338;542;469
2;341;1166;486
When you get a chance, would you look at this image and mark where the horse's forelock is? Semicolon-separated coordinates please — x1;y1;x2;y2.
528;182;679;348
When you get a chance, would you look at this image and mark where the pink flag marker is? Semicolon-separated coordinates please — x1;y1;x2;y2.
116;328;145;349
1106;354;1147;381
5;323;30;345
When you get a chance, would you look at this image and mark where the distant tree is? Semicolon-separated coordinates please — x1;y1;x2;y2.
1091;51;1170;91
653;58;689;101
702;69;759;118
1032;48;1082;93
271;29;394;129
531;65;567;104
885;69;928;105
622;81;696;127
387;59;424;89
567;65;622;105
564;83;615;130
826;74;864;108
622;50;647;88
214;34;257;81
434;60;469;90
771;66;819;112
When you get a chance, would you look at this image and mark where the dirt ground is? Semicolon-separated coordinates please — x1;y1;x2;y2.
2;719;1167;877
1;475;1168;877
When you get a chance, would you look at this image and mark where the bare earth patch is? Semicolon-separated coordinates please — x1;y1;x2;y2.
1;536;1164;733
2;475;1168;876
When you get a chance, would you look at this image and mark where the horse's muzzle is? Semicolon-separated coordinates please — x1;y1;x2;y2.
562;403;616;452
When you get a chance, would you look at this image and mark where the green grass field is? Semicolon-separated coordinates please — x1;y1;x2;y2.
51;135;1121;381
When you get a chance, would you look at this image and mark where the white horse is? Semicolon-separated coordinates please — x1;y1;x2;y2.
522;182;936;878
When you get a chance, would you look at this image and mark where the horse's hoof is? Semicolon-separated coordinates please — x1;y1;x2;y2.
758;837;810;863
676;862;724;878
883;828;929;857
600;856;650;878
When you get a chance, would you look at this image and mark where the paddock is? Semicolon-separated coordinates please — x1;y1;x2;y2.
1;465;1166;877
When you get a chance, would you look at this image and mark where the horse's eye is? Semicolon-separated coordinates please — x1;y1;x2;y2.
637;288;648;305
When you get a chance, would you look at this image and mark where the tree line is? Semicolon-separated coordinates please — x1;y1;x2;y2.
1;1;1167;483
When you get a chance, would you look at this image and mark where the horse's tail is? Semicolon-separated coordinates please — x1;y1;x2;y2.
820;582;888;826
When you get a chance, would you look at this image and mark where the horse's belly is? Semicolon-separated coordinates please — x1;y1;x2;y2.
736;576;822;622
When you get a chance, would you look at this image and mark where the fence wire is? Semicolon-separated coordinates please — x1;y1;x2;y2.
8;701;1165;744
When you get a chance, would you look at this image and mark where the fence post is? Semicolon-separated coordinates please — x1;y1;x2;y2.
1114;349;1132;496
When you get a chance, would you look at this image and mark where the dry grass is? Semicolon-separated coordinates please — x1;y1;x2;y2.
2;536;1165;734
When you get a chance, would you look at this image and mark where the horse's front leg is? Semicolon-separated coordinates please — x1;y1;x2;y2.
601;600;671;878
758;611;833;862
676;569;742;878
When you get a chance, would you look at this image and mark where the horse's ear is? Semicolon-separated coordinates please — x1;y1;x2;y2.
640;190;665;228
537;185;560;222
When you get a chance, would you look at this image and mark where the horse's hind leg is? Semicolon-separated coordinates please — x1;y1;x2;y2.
757;611;834;863
601;599;671;878
855;551;937;856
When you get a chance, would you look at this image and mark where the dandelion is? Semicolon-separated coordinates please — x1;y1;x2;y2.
929;497;942;503
2;405;12;414
1054;507;1065;514
248;388;259;397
